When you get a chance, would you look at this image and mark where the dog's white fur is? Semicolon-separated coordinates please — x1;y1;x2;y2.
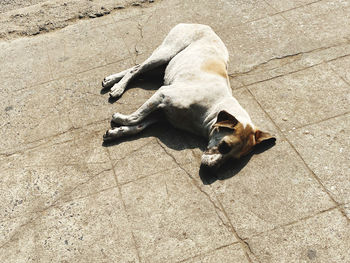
102;24;275;168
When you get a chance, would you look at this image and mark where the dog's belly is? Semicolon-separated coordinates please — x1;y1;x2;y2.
162;102;207;137
160;83;227;138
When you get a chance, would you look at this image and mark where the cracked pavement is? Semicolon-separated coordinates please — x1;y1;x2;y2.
1;0;350;262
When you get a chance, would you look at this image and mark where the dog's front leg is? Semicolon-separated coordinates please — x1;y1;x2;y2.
112;88;166;126
102;65;139;89
103;117;158;141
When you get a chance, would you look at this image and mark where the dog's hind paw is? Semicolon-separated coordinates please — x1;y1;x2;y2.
103;130;113;141
103;129;119;141
103;127;125;141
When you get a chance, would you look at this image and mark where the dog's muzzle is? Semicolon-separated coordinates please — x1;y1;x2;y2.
201;151;224;169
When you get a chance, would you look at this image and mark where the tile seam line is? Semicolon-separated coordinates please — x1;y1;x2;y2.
44;36;54;81
0;185;120;250
263;0;324;17
327;62;350;87
0;185;119;226
105;147;142;263
288;111;350;132
2;161;110;172
110;138;157;166
175;241;241;263
228;40;350;81
0;118;110;156
217;0;323;35
110;10;135;65
11;56;131;93
287;138;350;222
0;169;117;227
233;63;322;88
243;204;342;241
245;87;349;222
154;138;255;263
118;161;194;187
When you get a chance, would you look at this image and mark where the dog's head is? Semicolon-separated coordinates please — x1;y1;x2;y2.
201;111;276;169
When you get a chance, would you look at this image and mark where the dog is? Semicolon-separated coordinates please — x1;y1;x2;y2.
102;23;276;169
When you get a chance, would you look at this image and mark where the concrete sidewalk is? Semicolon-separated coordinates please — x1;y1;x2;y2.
1;0;349;262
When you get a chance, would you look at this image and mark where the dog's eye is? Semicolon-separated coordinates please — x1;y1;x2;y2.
218;141;231;154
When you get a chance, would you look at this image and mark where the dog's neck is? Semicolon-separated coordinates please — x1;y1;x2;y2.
205;97;254;137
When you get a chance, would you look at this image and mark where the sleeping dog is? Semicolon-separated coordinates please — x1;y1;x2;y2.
102;23;275;169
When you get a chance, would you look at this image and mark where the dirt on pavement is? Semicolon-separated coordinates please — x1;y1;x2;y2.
0;0;157;40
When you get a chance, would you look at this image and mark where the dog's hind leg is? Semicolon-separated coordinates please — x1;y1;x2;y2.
111;87;166;125
109;24;208;98
108;49;173;98
103;116;158;141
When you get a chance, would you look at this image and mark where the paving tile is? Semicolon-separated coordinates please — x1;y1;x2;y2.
0;124;115;222
106;112;203;184
229;76;244;89
283;0;350;47
186;0;274;32
232;88;283;140
344;203;350;219
0;163;115;221
217;14;314;75
47;22;129;79
0;217;37;263
209;141;334;239
266;0;320;12
287;113;350;203
116;0;275;66
230;40;350;86
3;121;109;170
0;212;36;246
266;42;350;81
0;122;117;260
0;79;73;152
1;59;138;152
0;35;52;92
154;123;205;167
247;209;350;262
121;167;236;263
63;58;134;128
182;243;249;263
248;63;350;131
328;54;350;84
0;188;140;263
115;1;198;64
110;138;179;184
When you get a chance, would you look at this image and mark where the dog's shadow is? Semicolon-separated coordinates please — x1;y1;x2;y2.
101;67;276;185
199;139;275;184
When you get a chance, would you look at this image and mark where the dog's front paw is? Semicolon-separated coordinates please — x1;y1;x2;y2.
112;112;126;124
109;84;125;98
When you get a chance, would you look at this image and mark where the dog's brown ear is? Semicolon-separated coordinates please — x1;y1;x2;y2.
214;111;239;129
255;130;276;145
